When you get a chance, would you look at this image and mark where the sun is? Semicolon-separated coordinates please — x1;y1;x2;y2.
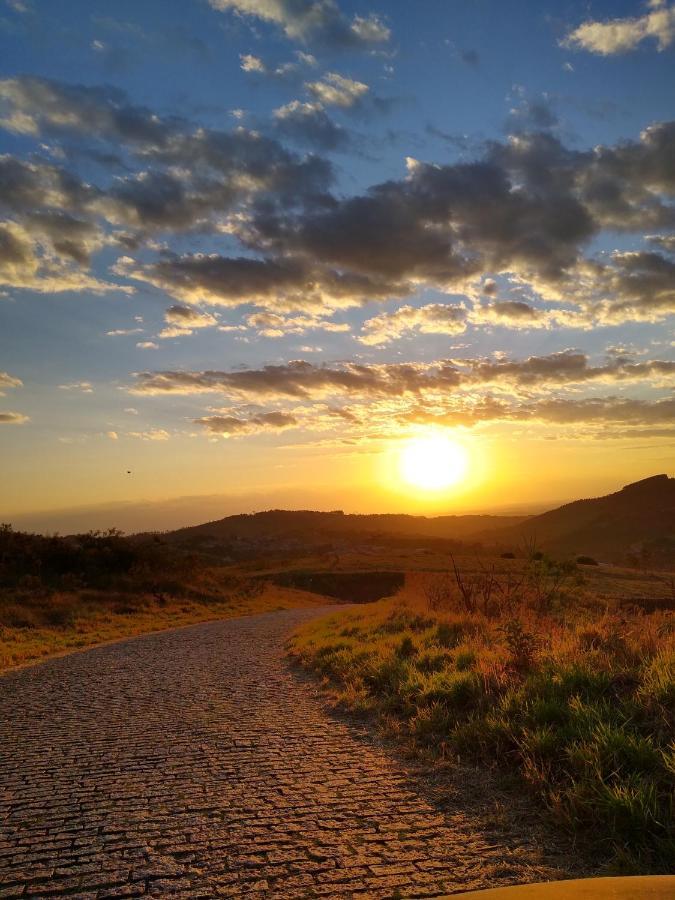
398;432;469;492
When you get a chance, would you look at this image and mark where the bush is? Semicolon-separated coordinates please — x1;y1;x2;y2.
577;556;599;566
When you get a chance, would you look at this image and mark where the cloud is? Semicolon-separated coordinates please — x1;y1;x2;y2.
0;411;29;424
107;327;144;336
506;94;559;133
0;78;335;226
137;341;159;349
306;72;369;108
131;351;675;400
575;251;675;324
1;74;674;329
359;303;468;345
127;428;170;440
648;233;675;254
59;381;94;392
564;2;675;55
240;53;266;73
116;252;408;311
0;220;121;294
469;300;582;330
0;77;175;144
239;49;318;80
273;100;350;151
0;371;22;396
158;304;219;338
208;0;390;49
245;310;350;337
194;410;298;436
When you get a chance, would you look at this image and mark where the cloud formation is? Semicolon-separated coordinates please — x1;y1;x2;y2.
306;72;369;108
194;410;298;436
1;74;674;332
159;305;219;339
131;351;675;399
565;2;675;55
0;411;29;424
273;100;350;151
208;0;390;49
359;303;467;345
0;371;22;395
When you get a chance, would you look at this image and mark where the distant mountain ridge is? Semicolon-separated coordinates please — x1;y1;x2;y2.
481;474;675;565
166;509;528;544
160;475;675;567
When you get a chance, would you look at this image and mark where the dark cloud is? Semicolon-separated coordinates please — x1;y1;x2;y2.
273;100;351;152
117;252;409;310
459;49;480;67
1;74;674;325
506;97;559;133
648;234;675;254
0;77;177;146
0;411;29;424
245;154;594;287
194;410;298;435
0;154;94;215
580;251;675;323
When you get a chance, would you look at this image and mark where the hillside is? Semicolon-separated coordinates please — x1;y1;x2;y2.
482;474;675;566
161;509;528;558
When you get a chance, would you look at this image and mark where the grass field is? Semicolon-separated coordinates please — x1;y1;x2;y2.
290;565;675;874
0;578;329;673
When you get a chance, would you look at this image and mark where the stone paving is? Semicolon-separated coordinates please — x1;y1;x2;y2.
0;608;569;898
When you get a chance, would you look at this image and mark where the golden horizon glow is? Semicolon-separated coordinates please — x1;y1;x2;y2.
398;432;469;492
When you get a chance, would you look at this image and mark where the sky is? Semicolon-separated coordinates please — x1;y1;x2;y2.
0;0;674;532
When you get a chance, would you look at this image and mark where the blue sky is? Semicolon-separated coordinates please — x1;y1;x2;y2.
1;0;674;529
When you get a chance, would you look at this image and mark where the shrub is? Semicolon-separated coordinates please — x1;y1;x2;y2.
577;556;599;566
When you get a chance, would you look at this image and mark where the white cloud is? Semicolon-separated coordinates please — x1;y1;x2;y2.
158;304;218;339
106;327;144;336
127;428;170;441
564;3;675;54
0;371;22;396
59;381;94;393
359;304;468;345
240;54;266;73
306;72;369;107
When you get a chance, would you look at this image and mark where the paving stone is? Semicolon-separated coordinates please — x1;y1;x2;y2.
0;609;566;897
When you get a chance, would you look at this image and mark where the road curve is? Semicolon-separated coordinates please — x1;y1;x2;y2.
1;608;567;898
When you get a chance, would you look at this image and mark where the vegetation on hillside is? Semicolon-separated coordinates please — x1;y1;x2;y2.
290;558;675;873
0;525;328;671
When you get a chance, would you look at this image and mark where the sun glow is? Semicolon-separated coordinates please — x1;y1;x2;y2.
398;432;469;492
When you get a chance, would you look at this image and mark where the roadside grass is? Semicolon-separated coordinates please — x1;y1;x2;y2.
0;581;327;673
0;524;332;673
289;571;675;873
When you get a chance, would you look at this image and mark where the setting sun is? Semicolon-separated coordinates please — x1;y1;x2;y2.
398;432;469;492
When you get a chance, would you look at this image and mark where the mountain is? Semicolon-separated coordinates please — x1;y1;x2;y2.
162;509;528;556
481;475;675;566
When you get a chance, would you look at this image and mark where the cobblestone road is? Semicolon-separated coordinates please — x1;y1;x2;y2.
0;609;569;898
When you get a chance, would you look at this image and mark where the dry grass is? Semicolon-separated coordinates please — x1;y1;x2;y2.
290;566;675;873
0;582;328;673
